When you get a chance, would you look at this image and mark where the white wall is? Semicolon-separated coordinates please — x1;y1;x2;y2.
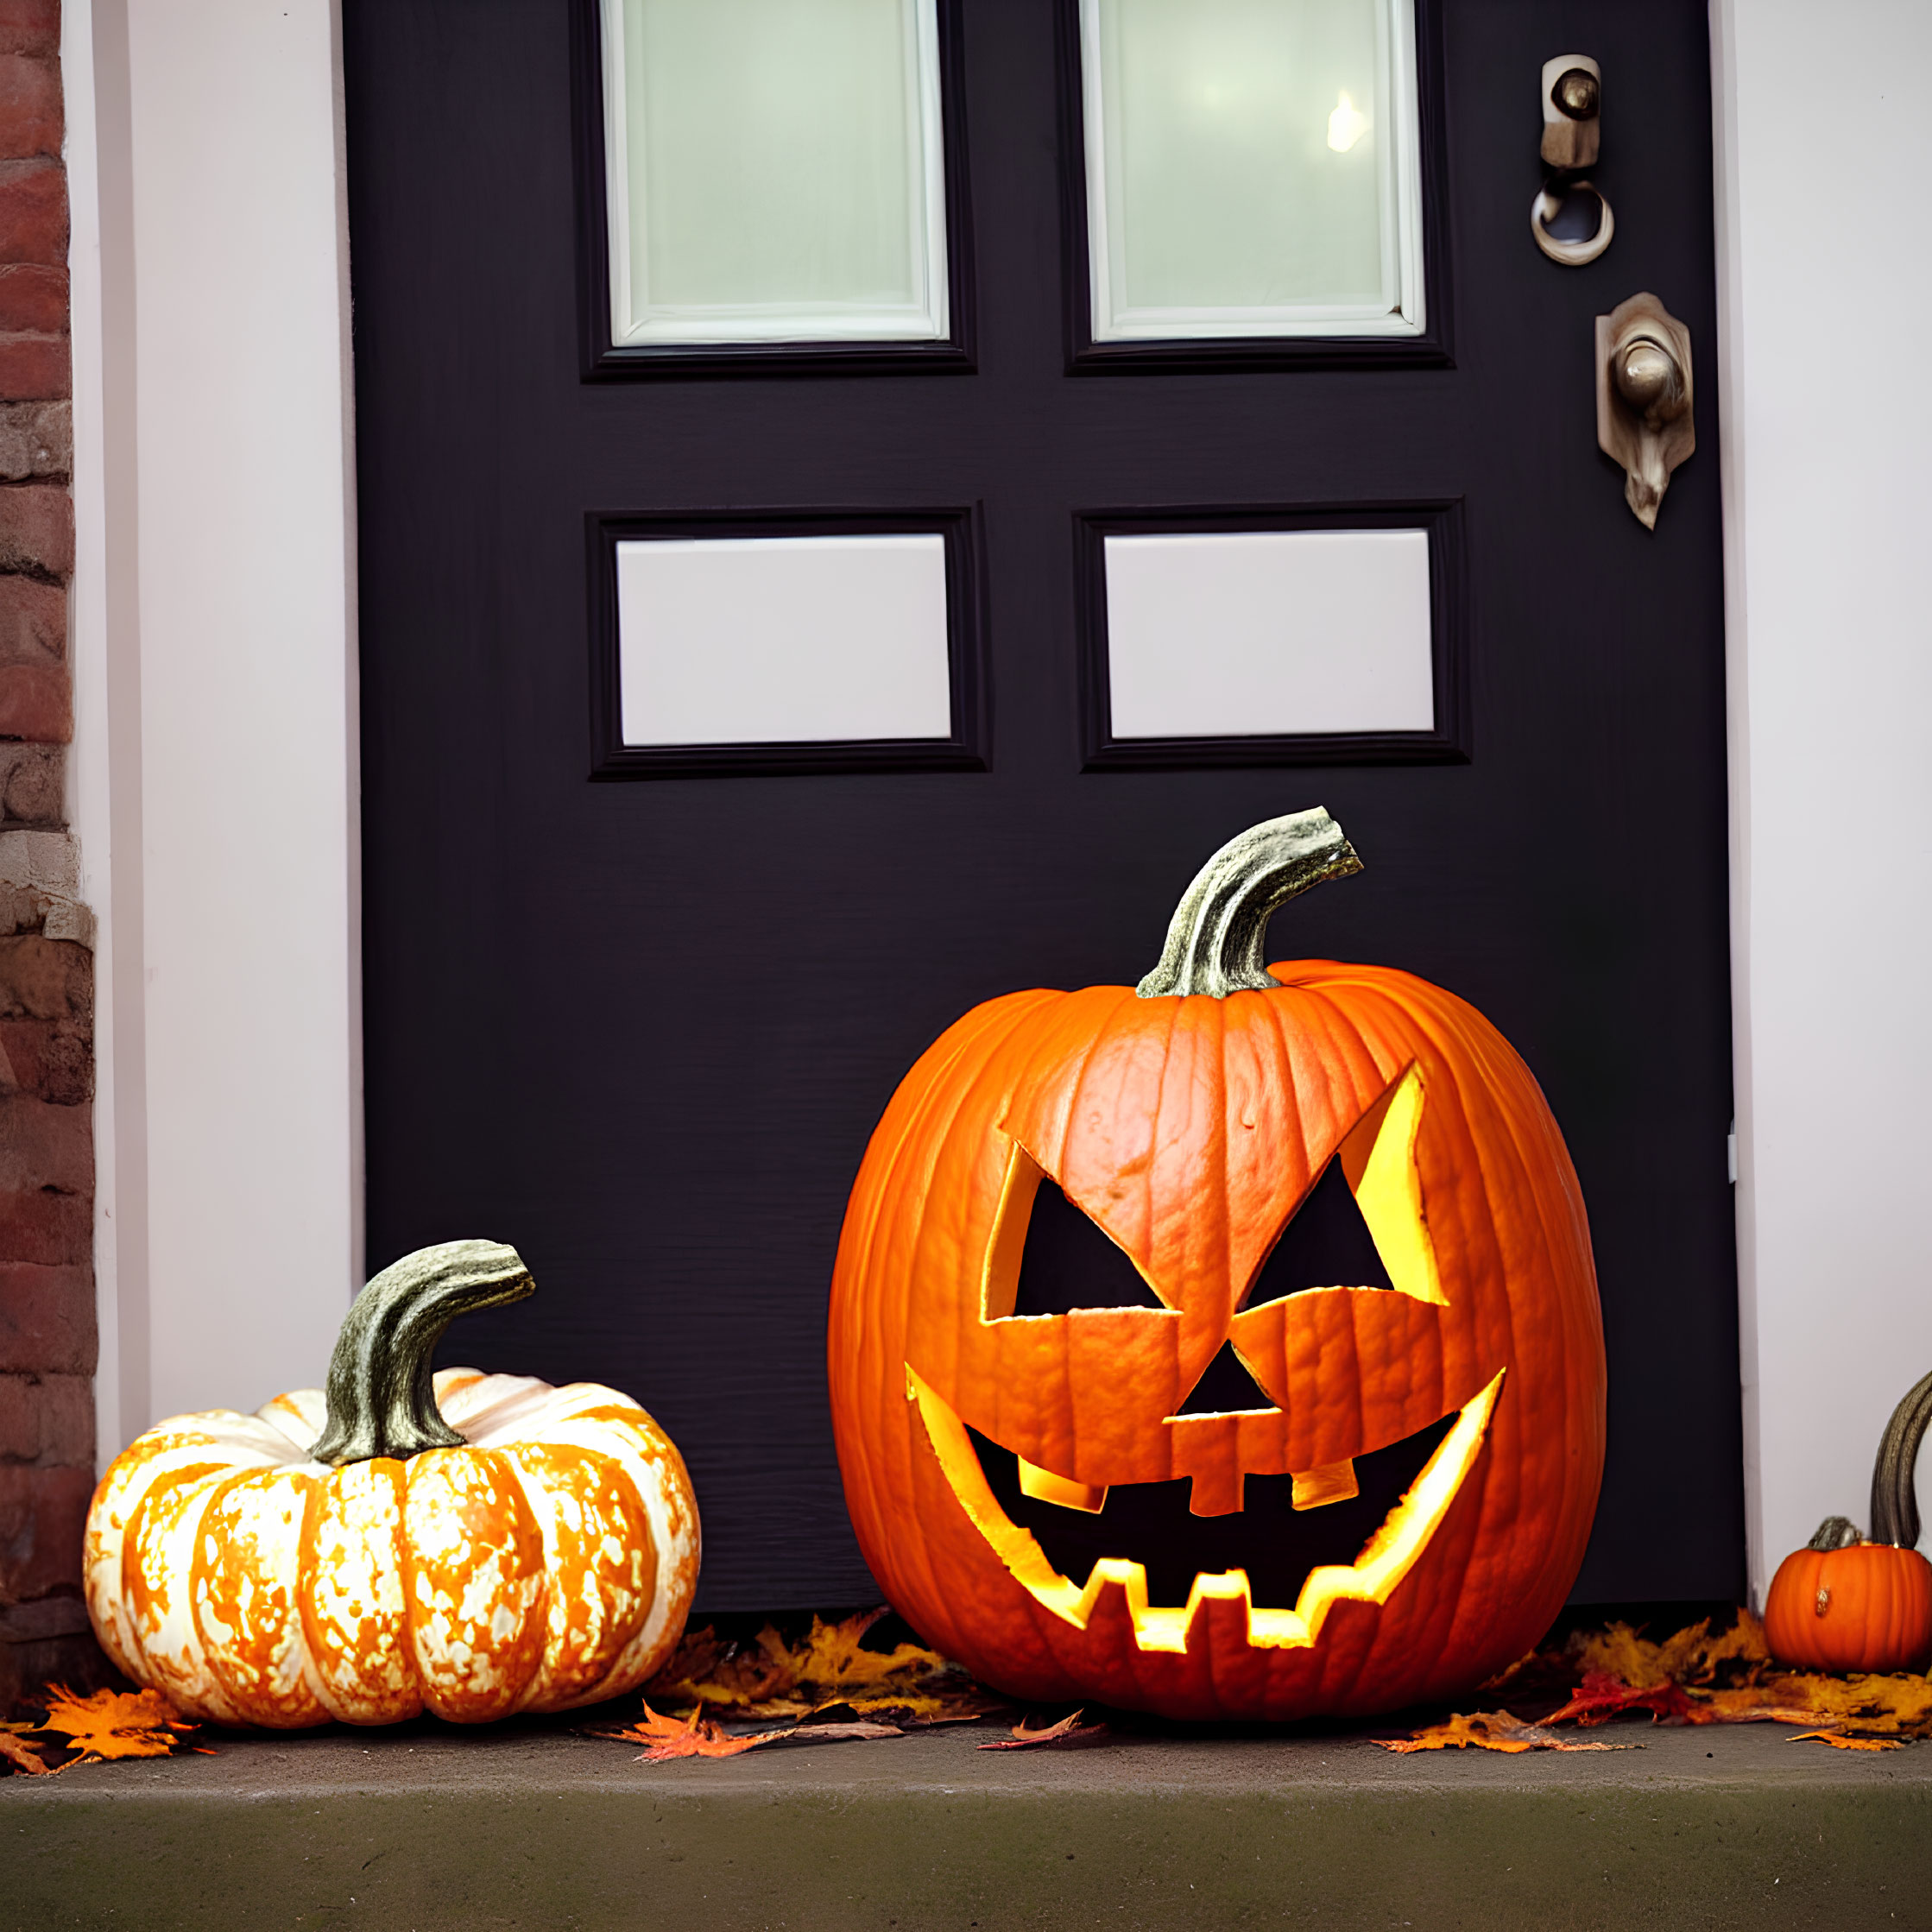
68;0;361;1451
1713;0;1932;1600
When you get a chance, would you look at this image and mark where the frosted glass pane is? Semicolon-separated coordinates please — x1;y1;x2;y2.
1104;529;1433;737
603;0;948;344
1082;0;1423;338
616;537;953;746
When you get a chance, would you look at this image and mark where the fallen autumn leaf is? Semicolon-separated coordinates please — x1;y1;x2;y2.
977;1710;1110;1751
28;1686;211;1765
1377;1711;1635;1754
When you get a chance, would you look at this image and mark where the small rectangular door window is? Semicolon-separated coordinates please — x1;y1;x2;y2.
1104;527;1435;738
1077;0;1424;341
617;535;953;745
601;0;950;347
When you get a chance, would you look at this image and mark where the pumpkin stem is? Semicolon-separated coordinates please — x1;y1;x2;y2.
308;1240;535;1467
1869;1368;1932;1549
1136;808;1363;1000
1808;1515;1864;1552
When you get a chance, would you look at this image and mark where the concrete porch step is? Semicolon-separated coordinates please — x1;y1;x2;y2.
6;1716;1928;1929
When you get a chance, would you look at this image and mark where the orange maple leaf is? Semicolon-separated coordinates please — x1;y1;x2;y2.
30;1685;211;1763
590;1701;904;1762
600;1702;768;1760
1379;1710;1636;1754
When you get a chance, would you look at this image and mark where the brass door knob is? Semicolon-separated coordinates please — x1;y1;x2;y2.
1597;294;1695;528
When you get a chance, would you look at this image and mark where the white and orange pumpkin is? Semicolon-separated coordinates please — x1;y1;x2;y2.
84;1241;698;1727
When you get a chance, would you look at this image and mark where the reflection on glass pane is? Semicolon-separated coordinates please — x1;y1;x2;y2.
603;0;948;345
1082;0;1422;339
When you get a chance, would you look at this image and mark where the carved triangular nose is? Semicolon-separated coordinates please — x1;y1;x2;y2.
1175;1341;1273;1416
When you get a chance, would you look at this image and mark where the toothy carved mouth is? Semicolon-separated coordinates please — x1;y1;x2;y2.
906;1366;1503;1652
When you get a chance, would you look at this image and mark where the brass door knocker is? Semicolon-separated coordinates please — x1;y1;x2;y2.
1532;54;1613;266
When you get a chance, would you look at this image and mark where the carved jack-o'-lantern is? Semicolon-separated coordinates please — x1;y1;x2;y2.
829;811;1607;1720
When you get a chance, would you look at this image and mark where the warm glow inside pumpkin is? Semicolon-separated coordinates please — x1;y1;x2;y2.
829;809;1607;1720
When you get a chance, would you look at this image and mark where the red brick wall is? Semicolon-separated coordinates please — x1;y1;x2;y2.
0;0;99;1709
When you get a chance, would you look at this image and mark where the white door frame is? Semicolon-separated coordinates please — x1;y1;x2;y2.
66;0;362;1449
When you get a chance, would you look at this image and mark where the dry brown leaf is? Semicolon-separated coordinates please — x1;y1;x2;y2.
771;1720;906;1746
1379;1710;1636;1754
1787;1731;1904;1751
790;1608;949;1691
1477;1651;1539;1695
1690;1610;1774;1681
977;1709;1110;1751
30;1686;210;1763
1566;1613;1771;1694
1764;1671;1932;1733
641;1607;992;1727
656;1626;799;1709
0;1732;55;1776
1695;1695;1854;1730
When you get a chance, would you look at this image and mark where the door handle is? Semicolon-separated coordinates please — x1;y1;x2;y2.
1532;54;1613;266
1596;293;1694;529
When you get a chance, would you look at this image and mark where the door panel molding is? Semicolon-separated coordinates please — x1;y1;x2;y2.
1074;500;1469;770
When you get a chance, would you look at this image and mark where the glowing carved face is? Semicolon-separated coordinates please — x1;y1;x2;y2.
905;1061;1506;1655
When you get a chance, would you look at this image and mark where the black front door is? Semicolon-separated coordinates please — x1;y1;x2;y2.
347;0;1738;1610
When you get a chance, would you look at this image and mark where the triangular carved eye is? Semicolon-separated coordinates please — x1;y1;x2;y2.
1243;1157;1394;1310
1010;1178;1165;1318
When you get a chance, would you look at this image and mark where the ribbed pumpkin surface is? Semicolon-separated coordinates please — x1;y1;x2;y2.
1764;1544;1932;1675
85;1369;698;1727
829;957;1606;1720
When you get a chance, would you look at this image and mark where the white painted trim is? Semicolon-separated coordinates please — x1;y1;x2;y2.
1708;0;1760;1610
1712;0;1932;1602
66;0;144;1463
66;0;363;1455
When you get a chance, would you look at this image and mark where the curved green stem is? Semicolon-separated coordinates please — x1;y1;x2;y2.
309;1240;535;1468
1807;1515;1863;1552
1870;1368;1932;1549
1136;808;1363;1001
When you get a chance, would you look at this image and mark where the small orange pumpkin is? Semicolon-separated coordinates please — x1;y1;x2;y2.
1763;1371;1932;1673
84;1241;699;1726
828;809;1607;1721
